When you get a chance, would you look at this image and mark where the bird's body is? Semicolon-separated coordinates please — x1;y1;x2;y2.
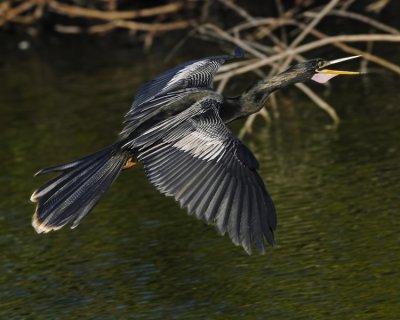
31;50;360;254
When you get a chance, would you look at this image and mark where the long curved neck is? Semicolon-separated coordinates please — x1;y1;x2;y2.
220;70;305;123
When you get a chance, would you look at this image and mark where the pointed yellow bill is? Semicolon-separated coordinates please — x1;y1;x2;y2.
317;69;361;75
312;55;362;83
326;55;361;66
318;55;362;74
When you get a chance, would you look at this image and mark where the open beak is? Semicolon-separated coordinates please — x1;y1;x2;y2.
312;55;361;84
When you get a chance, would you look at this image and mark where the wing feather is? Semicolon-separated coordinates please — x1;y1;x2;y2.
134;96;275;254
228;178;243;246
132;50;241;111
216;176;237;235
122;50;243;133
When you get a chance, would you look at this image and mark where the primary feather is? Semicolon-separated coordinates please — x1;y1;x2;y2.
131;97;276;254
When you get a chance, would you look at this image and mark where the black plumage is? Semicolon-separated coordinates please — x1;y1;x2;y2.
134;98;275;253
31;50;360;254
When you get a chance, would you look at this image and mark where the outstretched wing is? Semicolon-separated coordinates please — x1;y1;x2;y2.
124;48;243;124
130;96;276;254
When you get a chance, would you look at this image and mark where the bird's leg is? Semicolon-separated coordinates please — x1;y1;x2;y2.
123;157;137;170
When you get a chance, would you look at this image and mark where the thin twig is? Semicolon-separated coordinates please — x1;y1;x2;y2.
274;0;288;45
293;23;400;74
0;0;36;27
303;9;399;35
295;83;339;126
366;0;391;13
89;20;192;33
289;0;340;49
216;76;229;94
239;113;257;139
198;24;267;59
218;0;254;21
48;1;187;21
215;34;400;80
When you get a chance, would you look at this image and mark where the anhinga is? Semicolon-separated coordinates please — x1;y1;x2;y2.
30;49;360;254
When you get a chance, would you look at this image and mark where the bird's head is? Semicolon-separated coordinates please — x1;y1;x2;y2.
238;55;362;118
284;55;362;84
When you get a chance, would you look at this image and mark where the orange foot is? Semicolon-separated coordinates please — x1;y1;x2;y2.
123;157;137;170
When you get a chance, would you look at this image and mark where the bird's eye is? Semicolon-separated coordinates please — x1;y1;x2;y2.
317;61;325;69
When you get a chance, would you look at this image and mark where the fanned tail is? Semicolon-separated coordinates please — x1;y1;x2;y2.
31;145;129;233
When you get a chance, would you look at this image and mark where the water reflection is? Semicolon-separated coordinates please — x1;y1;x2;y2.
1;42;399;319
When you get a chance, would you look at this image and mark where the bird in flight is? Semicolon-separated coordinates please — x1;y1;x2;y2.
31;49;360;254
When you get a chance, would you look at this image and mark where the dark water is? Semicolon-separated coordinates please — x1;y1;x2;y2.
1;41;400;319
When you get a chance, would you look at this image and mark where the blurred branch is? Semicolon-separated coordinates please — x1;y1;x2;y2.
2;0;399;132
303;9;399;35
214;34;400;81
47;1;187;21
289;0;340;49
366;0;391;13
0;0;192;37
295;83;339;127
89;19;192;33
200;0;400;134
0;0;36;27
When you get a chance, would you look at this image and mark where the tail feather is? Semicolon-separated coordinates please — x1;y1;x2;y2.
34;146;114;176
31;146;129;233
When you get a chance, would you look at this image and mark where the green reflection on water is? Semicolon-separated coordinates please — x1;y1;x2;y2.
1;42;400;319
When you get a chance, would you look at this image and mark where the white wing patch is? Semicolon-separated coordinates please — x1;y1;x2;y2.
134;94;276;254
173;131;226;161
